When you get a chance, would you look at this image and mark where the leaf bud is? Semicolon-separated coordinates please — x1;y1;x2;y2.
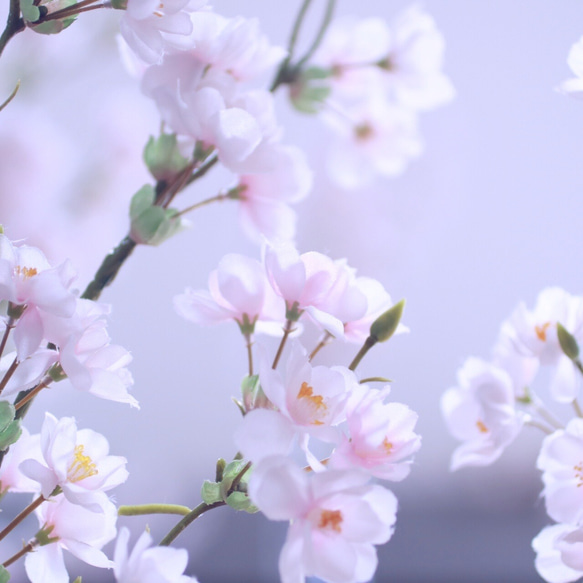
557;322;580;360
370;299;405;343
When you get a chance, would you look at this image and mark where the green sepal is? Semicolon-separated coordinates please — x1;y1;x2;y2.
25;0;77;34
32;16;76;35
20;0;40;23
35;524;58;547
201;480;222;505
48;362;67;382
226;491;258;514
222;460;249;482
72;578;82;583
302;66;333;81
370;299;405;343
143;134;189;182
129;186;187;246
557;322;580;360
110;0;127;8
0;566;10;583
215;458;226;482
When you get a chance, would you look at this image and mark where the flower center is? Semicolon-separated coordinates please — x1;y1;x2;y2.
574;462;583;487
297;381;327;425
476;420;488;433
535;322;551;342
67;445;98;483
13;266;38;280
318;509;343;533
383;437;394;454
354;123;374;141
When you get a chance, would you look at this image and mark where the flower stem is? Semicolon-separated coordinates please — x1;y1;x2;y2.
230;461;252;493
159;501;225;547
530;395;563;430
525;419;554;435
175;193;227;218
272;319;294;369
0;356;18;395
2;541;35;568
348;335;377;371
0;0;24;59
118;504;191;517
308;331;332;361
296;0;337;69
573;399;583;419
0;318;14;360
244;333;254;376
14;377;51;412
0;494;45;543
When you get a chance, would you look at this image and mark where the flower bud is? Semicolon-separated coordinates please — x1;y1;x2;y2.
557;322;580;360
370;299;405;342
143;134;189;182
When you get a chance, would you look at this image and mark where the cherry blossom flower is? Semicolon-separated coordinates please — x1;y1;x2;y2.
235;342;356;463
174;253;284;334
324;98;423;189
25;494;117;583
441;357;524;470
0;427;42;495
119;0;208;65
558;36;583;98
0;234;77;360
330;385;421;481
249;456;397;583
533;523;583;583
537;418;583;525
20;413;128;510
499;287;583;402
114;527;198;582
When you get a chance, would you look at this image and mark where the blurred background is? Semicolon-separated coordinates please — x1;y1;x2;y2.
1;0;582;581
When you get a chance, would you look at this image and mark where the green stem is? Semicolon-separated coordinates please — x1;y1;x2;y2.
118;504;191;517
308;331;332;361
0;80;19;113
295;0;337;69
348;335;377;371
175;193;226;217
185;154;219;187
244;333;254;376
0;0;24;59
272;319;294;369
159;501;225;547
525;419;553;435
0;318;14;360
573;399;583;419
230;461;252;493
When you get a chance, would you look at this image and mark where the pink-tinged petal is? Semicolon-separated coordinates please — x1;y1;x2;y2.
114;527;131;575
1;349;58;396
533;524;583;583
249;457;310;521
311;470;370;502
174;288;232;324
155;11;193;35
19;459;57;498
304;306;345;338
265;244;305;303
308;529;358;583
14;307;43;360
60;339;93;391
88;368;139;408
64;540;112;568
28;270;76;317
234;409;295;463
0;258;15;300
279;522;306;583
238;198;297;244
25;543;68;583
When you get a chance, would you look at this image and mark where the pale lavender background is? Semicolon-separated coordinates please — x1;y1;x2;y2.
1;1;583;582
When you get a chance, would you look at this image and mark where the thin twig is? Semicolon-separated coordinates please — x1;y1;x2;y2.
0;494;45;542
0;0;24;58
272;319;294;369
2;541;35;568
159;501;226;547
0;356;18;395
295;0;337;69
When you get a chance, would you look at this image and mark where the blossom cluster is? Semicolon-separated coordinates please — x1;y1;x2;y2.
441;287;583;583
176;242;420;583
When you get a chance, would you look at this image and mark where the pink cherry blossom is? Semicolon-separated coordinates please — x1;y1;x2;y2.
249;457;397;583
0;427;42;495
537;418;583;525
441;357;524;470
25;493;117;583
533;524;583;583
20;413;128;510
330;385;421;481
114;527;198;582
174;253;284;333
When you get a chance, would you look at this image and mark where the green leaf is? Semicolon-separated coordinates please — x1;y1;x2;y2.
226;491;258;513
0;565;10;583
0;420;21;451
222;460;249;482
201;481;222;505
0;402;15;434
20;0;40;22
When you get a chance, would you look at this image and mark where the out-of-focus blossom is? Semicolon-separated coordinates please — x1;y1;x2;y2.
330;385;421;481
25;494;117;583
174;253;285;333
249;457;397;583
538;418;583;525
114;527;198;583
20;413;128;509
498;287;583;403
324;99;423;189
441;357;524;470
558;37;583;98
533;523;583;583
236;343;356;464
119;0;208;65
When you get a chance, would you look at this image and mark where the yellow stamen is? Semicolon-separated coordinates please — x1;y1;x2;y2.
476;420;488;434
67;445;98;483
535;322;551;342
318;509;343;533
297;382;327;425
574;462;583;487
14;266;38;280
383;438;394;454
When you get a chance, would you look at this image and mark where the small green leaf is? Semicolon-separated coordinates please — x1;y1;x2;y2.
0;420;21;451
302;67;333;80
201;481;221;505
222;460;249;482
0;565;10;582
20;0;40;22
143;134;189;181
226;491;258;513
0;402;15;433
